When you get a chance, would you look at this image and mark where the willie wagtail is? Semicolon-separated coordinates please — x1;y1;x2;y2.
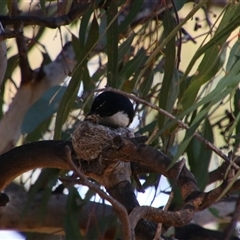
87;91;134;128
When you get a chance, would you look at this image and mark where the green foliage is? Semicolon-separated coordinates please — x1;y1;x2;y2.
22;86;67;134
106;1;119;87
187;117;213;190
158;10;177;132
64;187;83;239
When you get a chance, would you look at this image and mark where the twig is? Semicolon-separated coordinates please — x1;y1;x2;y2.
223;193;240;240
153;158;185;240
11;0;33;84
98;87;239;170
170;0;182;69
64;146;133;240
0;29;22;40
129;205;194;230
0;3;91;29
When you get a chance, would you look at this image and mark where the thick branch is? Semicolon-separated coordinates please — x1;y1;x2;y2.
65;146;133;240
0;140;71;190
0;188;116;239
1;122;240;231
1;188;236;239
129;205;194;228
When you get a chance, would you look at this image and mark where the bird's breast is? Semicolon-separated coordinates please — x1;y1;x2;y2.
99;111;130;128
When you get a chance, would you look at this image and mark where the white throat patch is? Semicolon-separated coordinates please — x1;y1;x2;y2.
99;111;129;128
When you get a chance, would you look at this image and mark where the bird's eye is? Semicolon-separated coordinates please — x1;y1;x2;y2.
96;101;106;110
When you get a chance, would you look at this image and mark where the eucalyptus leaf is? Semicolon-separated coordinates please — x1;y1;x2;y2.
158;9;176;131
107;1;119;87
22;86;67;134
226;39;240;72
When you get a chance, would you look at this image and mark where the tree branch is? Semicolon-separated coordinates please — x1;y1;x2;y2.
0;140;71;191
1;121;240;232
0;3;91;29
65;146;133;240
0;42;75;154
11;0;33;85
0;188;116;239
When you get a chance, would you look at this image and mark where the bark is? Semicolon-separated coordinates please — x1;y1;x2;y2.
0;187;116;239
0;43;75;154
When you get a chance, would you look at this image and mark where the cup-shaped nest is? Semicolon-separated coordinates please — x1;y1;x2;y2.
72;121;134;161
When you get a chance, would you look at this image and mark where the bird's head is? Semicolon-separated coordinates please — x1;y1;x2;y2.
86;91;134;128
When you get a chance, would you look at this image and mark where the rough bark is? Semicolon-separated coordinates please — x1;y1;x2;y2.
0;43;75;154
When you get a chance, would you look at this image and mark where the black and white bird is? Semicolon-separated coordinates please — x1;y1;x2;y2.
87;91;134;128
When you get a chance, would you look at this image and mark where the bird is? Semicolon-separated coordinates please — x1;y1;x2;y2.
86;91;144;192
86;91;134;128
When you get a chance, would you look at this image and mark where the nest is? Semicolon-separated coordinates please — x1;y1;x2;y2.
72;121;134;161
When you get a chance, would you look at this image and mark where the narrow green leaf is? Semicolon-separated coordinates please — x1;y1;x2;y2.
173;0;187;11
71;34;82;58
180;45;227;110
226;38;240;72
39;0;46;15
64;0;73;14
216;169;240;202
64;187;83;240
106;1;118;87
187;118;213;190
54;14;99;140
179;3;240;108
158;10;176;130
21;169;59;219
170;56;240;160
84;14;99;56
139;67;154;97
136;121;157;135
117;48;147;89
159;58;240;148
0;1;7;14
85;215;118;239
24;116;52;142
208;207;222;219
135;0;207;87
4;54;18;80
226;111;240;142
79;6;93;48
118;0;144;33
234;88;240;147
82;65;93;92
37;177;58;223
118;33;135;63
54;69;81;140
173;103;211;164
22;86;66;134
7;0;12;16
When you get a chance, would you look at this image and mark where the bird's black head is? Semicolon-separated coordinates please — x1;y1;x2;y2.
87;91;134;128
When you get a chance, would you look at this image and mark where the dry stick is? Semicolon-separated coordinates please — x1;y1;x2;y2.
153;158;185;240
11;0;33;84
153;192;175;240
64;146;133;240
96;88;239;170
0;3;90;28
223;193;240;240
